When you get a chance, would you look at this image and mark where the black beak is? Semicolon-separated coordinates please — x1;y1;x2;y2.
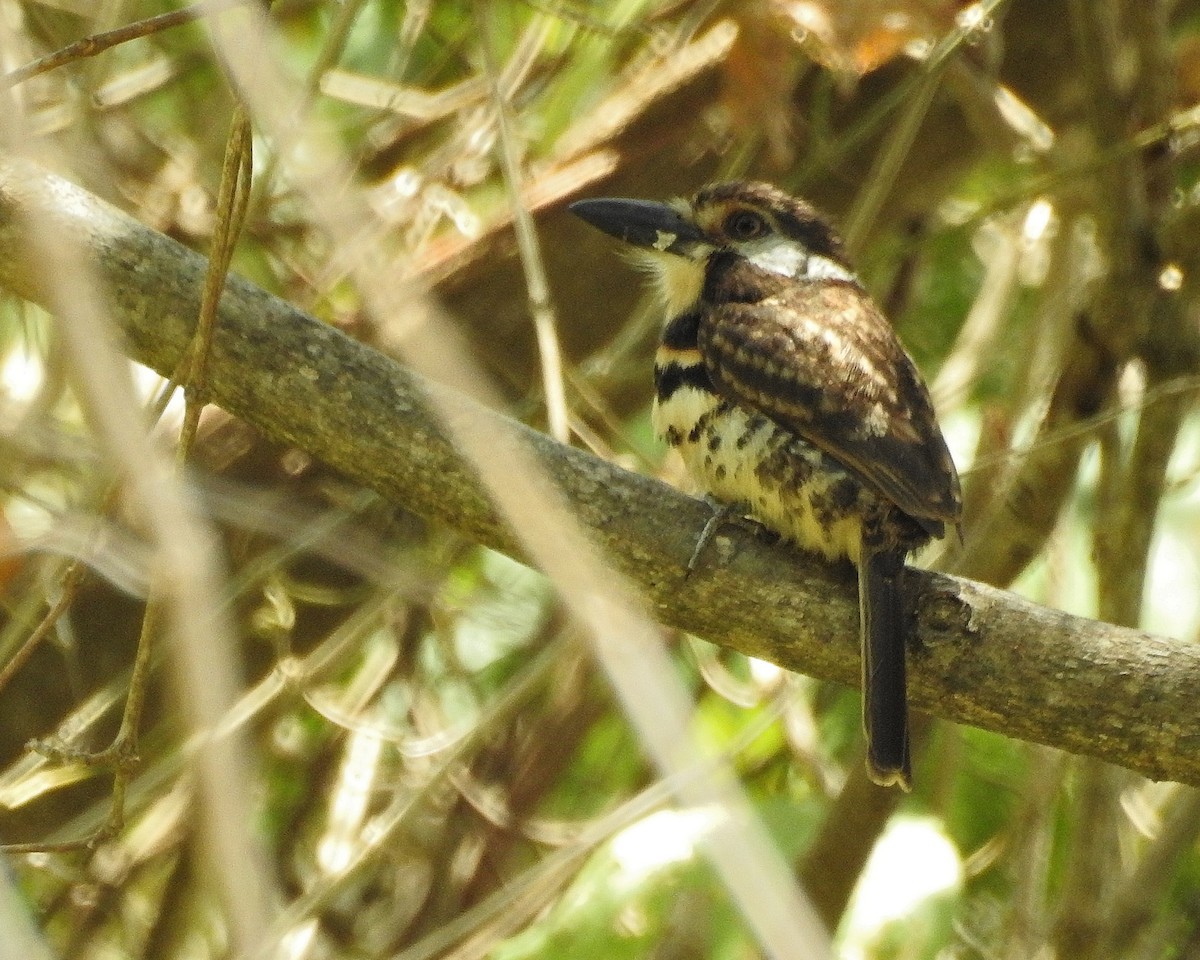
568;197;706;257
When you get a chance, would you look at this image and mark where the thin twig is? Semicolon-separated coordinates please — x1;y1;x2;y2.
476;3;571;443
843;67;941;255
797;0;1014;194
0;340;196;703
179;103;253;452
1;0;253;90
0;547;89;696
7;101;257;854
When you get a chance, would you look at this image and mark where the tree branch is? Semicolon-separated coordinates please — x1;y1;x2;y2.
1;155;1197;785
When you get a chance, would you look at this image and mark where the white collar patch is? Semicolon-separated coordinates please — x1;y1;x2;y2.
743;235;855;283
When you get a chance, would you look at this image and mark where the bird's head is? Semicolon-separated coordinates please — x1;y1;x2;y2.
569;181;856;314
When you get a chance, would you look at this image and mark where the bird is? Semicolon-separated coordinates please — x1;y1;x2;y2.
569;181;961;789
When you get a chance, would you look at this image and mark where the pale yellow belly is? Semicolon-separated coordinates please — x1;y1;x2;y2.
653;386;869;563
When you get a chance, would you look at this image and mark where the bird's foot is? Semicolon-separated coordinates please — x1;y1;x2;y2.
686;498;764;576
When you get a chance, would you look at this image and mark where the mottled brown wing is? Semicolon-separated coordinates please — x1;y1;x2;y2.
698;277;961;527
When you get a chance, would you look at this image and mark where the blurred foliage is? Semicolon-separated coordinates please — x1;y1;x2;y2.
2;0;1200;958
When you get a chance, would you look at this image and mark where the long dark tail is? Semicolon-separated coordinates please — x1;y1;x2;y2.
859;545;912;790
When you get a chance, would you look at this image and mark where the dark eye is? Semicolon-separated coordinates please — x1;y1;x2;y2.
724;210;768;240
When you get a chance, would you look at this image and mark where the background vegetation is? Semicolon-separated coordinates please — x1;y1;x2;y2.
1;0;1200;957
